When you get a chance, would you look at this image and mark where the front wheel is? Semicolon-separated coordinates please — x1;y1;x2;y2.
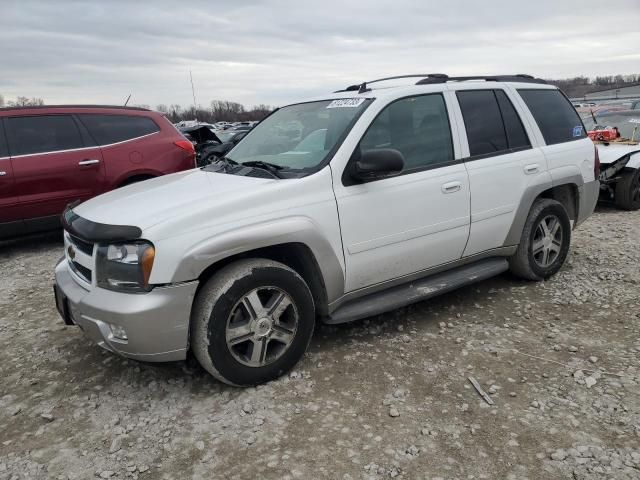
614;169;640;210
509;198;571;281
191;259;315;386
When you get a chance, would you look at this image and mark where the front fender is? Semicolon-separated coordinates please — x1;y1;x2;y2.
168;216;346;303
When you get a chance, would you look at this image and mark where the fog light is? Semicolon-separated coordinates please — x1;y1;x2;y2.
109;324;128;341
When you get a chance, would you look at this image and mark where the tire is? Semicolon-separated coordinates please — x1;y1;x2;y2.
191;259;315;386
508;198;571;281
614;169;640;210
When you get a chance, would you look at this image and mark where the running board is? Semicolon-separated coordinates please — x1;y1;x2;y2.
325;258;509;325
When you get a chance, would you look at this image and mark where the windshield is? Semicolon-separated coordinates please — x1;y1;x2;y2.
226;99;370;170
583;111;640;139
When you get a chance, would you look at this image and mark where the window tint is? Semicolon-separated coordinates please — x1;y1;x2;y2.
0;123;8;157
518;89;586;145
78;114;160;145
359;94;453;170
457;90;508;156
495;90;530;149
6;115;84;156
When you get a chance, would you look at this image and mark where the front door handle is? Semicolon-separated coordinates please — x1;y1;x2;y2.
78;159;100;166
442;181;462;194
524;164;539;175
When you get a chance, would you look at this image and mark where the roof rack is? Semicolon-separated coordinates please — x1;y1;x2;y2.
335;73;547;93
0;104;151;112
415;74;547;85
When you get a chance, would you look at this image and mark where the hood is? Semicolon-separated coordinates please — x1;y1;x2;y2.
180;126;221;143
73;169;275;231
597;143;640;165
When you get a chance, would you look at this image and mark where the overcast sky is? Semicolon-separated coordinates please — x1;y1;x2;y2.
2;0;639;109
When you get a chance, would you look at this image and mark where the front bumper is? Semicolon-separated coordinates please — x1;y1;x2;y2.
576;179;599;227
54;259;198;362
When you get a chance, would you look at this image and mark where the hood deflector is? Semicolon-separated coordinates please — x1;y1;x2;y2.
62;204;142;243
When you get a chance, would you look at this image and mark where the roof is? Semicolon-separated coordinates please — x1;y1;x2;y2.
0;104;151;112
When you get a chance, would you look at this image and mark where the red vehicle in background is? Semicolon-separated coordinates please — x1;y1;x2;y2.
0;105;195;239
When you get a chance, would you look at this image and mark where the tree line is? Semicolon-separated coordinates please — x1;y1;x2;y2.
3;73;639;113
546;74;640;98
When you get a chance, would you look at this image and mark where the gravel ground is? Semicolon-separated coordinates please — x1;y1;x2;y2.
1;207;639;480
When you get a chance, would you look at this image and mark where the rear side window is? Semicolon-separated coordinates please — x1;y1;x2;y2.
457;90;508;156
495;90;530;150
359;93;454;170
518;89;586;145
6;115;84;156
78;114;160;145
457;89;531;157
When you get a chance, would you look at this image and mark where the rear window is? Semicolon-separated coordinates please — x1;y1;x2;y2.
518;89;586;145
78;114;160;145
6;115;84;156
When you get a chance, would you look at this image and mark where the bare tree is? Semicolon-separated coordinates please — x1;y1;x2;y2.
0;95;4;107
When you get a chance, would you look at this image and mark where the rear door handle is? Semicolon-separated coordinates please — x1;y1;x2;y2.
441;181;462;194
78;159;100;166
524;164;539;175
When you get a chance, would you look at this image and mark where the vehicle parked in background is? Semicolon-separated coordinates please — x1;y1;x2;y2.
0;105;195;239
583;110;640;210
54;74;598;386
178;125;222;166
199;130;248;165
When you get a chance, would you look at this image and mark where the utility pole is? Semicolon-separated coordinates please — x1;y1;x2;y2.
190;70;198;122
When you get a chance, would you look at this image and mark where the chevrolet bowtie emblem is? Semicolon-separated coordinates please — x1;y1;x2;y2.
67;245;76;261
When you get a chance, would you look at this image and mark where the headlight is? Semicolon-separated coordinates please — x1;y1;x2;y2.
96;241;155;293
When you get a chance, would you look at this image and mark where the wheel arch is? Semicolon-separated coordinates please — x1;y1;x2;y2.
195;242;331;316
504;180;581;246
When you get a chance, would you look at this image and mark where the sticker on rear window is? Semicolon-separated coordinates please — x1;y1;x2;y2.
572;126;583;137
628;118;640;124
326;98;366;109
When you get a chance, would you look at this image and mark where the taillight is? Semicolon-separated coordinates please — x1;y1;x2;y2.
174;140;195;154
174;140;196;167
593;144;600;178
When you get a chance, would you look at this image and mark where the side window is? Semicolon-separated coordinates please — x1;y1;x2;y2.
518;89;586;145
6;115;84;156
78;114;160;145
457;90;508;156
0;122;8;157
495;90;530;150
359;94;454;170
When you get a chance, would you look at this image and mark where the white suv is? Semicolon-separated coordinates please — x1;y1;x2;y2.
54;74;599;386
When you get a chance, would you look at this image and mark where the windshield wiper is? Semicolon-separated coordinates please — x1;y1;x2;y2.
240;160;285;177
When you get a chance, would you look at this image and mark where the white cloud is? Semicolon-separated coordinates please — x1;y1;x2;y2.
2;0;639;108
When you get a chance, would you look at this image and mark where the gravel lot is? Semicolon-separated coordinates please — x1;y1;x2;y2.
1;207;639;480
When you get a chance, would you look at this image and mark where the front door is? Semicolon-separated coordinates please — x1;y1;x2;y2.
6;114;105;223
333;93;471;292
0;122;22;236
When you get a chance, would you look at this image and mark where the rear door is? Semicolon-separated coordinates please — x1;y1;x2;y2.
0;120;23;235
6;114;105;223
450;87;548;256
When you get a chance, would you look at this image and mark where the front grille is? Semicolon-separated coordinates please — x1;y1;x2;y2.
69;234;94;256
70;260;92;282
64;231;95;285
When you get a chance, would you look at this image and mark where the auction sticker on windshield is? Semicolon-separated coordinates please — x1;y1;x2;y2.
326;98;366;108
629;118;640;124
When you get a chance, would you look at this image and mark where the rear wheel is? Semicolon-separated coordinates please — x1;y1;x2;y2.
614;169;640;210
191;259;315;386
509;198;571;281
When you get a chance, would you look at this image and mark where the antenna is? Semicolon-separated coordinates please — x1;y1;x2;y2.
190;70;198;122
124;94;131;106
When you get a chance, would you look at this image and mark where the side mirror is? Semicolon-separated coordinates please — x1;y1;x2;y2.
352;148;404;181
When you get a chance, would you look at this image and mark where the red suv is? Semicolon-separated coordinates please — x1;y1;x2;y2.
0;105;195;239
